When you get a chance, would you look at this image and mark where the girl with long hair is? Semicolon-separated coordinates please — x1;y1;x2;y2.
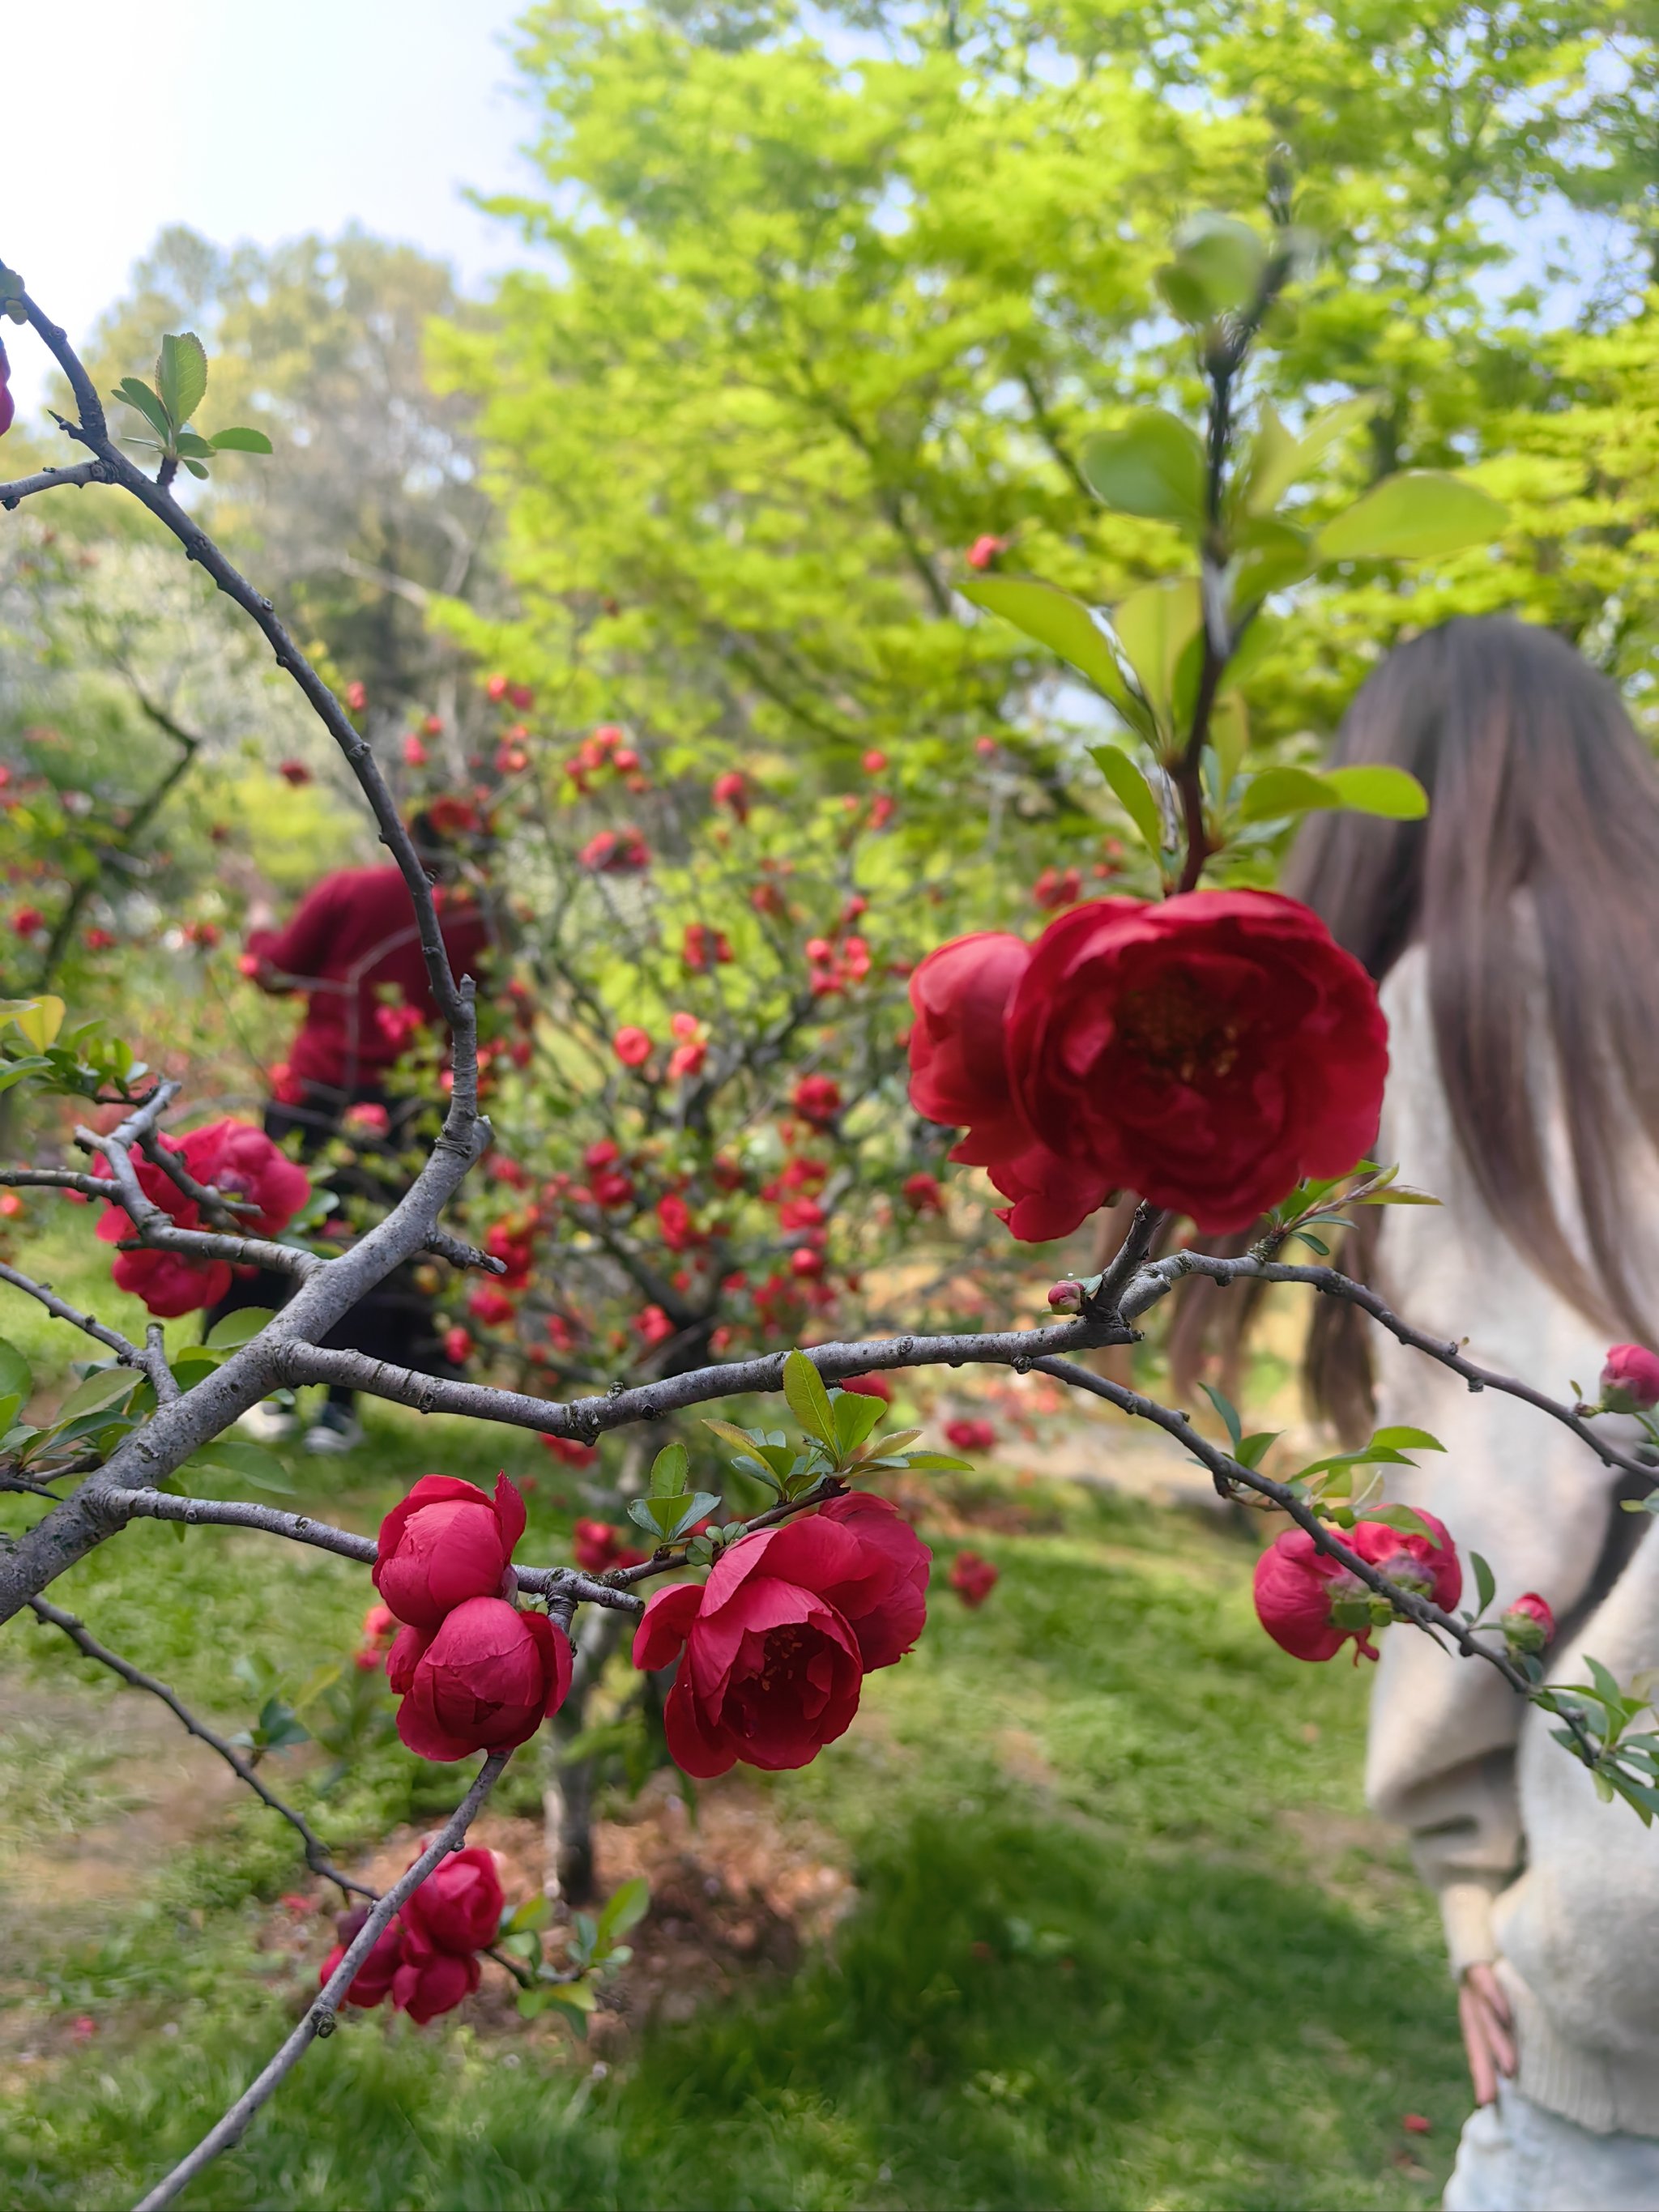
1282;616;1659;2210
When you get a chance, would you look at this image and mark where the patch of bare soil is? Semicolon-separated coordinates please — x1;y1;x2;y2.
253;1771;856;2056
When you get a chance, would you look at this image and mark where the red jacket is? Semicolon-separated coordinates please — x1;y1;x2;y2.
245;866;490;1093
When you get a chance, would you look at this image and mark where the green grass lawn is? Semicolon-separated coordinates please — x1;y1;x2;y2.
0;1242;1465;2210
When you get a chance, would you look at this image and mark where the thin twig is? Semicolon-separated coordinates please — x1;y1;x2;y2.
0;458;112;509
28;1595;371;1901
0;1258;149;1370
131;1752;510;2212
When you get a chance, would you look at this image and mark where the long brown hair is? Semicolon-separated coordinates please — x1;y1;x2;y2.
1282;616;1659;1434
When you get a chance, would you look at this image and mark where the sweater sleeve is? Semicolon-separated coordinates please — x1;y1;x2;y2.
245;876;343;992
1361;945;1627;1977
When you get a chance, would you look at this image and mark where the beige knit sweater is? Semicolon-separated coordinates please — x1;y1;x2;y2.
1365;942;1659;2136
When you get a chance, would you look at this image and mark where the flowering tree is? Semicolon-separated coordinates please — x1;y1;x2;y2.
6;211;1659;2209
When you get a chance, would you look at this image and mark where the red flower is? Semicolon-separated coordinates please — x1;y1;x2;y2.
278;759;312;786
1601;1343;1659;1413
84;927;117;951
508;684;534;712
541;1434;598;1468
1032;866;1081;911
966;535;1009;571
944;1417;996;1453
373;1473;525;1630
790;1247;825;1279
682;922;734;971
467;1283;517;1329
591;1167;635;1207
613;1025;654;1068
792;1075;841;1128
1252;1513;1461;1664
443;1326;472;1366
402;731;429;766
401;1846;503;1957
1005;893;1388;1236
578;827;651;874
636;1515;894;1778
344;681;368;714
1502;1591;1555;1654
949;1550;1000;1607
321;1911;403;2009
658;1193;697;1251
426;794;480;837
486;674;509;701
713;769;749;823
375;999;425;1051
394;1596;573;1761
571;1518;647;1574
813;1493;932;1668
901;1172;943;1215
96;1119;310;1318
12;906;45;936
841;1373;893;1404
635;1303;676;1346
390;1928;481;2022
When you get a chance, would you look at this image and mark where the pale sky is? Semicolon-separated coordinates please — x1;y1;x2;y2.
3;0;540;419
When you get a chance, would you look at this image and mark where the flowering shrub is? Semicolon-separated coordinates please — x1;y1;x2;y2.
93;1119;311;1315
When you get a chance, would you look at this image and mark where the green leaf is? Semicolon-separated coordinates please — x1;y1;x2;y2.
703;1418;762;1455
0;1392;19;1437
186;1439;296;1494
55;1365;143;1421
1079;410;1206;534
1169;212;1268;314
505;1894;553;1937
648;1442;690;1498
1369;1426;1444;1453
1314;471;1507;563
5;996;65;1050
113;377;173;441
1090;744;1166;858
173;430;215;458
892;1451;975;1472
1472;1551;1496;1616
1242;394;1376;515
596;1876;650;1943
1230;516;1311;610
546;1976;599;2014
1111;578;1203;736
210;425;273;454
1235;1431;1279;1470
205;1307;277;1350
156;330;208;428
962;577;1151;735
832;1389;885;1460
181;458;210;479
782;1349;836;1448
1199;1381;1243;1451
1361;1502;1435;1541
0;1336;32;1404
1239;763;1427;825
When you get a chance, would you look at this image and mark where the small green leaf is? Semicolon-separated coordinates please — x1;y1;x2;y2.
832;1389;885;1460
181;458;210;479
1320;765;1429;820
962;577;1152;736
1241;394;1376;515
156;330;209;429
649;1443;690;1498
1080;410;1206;535
505;1894;553;1936
0;1336;32;1404
55;1365;143;1421
1111;577;1204;738
1314;471;1507;563
782;1349;836;1447
1369;1426;1444;1453
1090;744;1166;858
1472;1551;1496;1616
173;430;215;458
113;377;173;441
891;1451;975;1472
1235;1431;1279;1470
596;1877;650;1943
6;996;65;1051
206;1307;277;1350
1199;1381;1243;1451
1169;212;1268;314
546;1976;599;2014
186;1438;296;1493
210;425;273;454
703;1417;762;1455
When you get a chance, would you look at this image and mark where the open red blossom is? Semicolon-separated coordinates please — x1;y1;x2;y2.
394;1596;573;1761
949;1550;1000;1607
373;1473;526;1630
902;1172;944;1215
1006;893;1388;1236
658;1193;697;1250
966;534;1009;571
792;1074;841;1127
400;1847;503;1956
391;1928;482;2022
613;1025;654;1068
1601;1343;1659;1413
1253;1513;1461;1664
634;1500;929;1778
96;1118;310;1318
944;1418;996;1453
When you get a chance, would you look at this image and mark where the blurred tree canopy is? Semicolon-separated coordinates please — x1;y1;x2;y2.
436;0;1659;778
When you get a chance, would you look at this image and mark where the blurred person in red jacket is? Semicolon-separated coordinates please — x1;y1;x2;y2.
215;808;493;1455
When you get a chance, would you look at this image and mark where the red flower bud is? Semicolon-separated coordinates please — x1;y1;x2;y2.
345;681;369;714
1601;1343;1659;1413
1252;1514;1460;1664
540;1434;598;1468
394;1596;573;1761
1501;1591;1555;1654
467;1283;517;1329
901;1171;943;1215
443;1325;472;1366
791;1074;841;1128
1047;1280;1085;1313
965;534;1009;571
400;1846;503;1957
373;1473;526;1630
